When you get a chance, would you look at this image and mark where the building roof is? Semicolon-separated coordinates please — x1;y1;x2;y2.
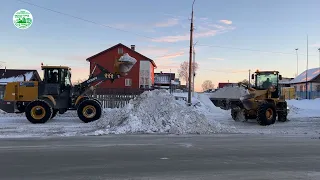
86;43;157;68
289;68;320;84
0;69;40;84
279;77;294;84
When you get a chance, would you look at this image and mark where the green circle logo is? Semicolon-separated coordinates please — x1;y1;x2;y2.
13;9;33;29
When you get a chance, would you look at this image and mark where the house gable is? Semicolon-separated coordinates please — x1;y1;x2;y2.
86;43;157;68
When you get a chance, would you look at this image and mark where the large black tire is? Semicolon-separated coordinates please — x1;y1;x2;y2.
231;109;239;121
77;99;102;123
51;109;59;119
278;102;288;122
25;100;53;124
257;102;276;126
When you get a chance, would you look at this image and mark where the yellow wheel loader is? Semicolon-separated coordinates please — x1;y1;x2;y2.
210;70;288;126
0;53;136;124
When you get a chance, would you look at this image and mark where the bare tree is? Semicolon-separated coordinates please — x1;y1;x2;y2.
178;61;199;86
202;80;214;91
238;79;250;87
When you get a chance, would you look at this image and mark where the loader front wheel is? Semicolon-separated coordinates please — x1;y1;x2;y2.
257;102;276;126
231;109;239;121
77;99;102;123
25;100;53;124
277;102;288;122
50;109;59;119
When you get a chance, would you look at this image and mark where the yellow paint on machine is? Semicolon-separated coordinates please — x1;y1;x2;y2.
3;81;38;101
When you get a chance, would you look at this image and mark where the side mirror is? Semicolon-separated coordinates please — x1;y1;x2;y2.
251;74;254;79
279;75;282;80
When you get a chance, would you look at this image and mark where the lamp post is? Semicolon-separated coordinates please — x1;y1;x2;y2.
305;36;308;99
295;48;298;76
318;48;320;73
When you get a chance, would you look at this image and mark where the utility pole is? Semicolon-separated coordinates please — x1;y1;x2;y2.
295;48;299;76
187;0;195;106
192;48;196;97
248;69;251;88
305;35;308;99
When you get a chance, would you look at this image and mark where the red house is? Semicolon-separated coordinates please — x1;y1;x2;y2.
86;43;157;89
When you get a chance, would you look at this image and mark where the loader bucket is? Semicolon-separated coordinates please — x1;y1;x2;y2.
0;100;15;113
115;53;137;75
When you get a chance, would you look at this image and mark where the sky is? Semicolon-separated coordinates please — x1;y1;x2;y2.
1;0;320;92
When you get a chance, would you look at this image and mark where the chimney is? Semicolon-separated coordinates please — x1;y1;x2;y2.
131;45;135;51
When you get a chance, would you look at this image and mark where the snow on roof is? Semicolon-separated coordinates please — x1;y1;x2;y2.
0;71;34;85
289;68;320;84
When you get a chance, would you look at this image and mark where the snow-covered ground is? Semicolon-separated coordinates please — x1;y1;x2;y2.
0;89;319;138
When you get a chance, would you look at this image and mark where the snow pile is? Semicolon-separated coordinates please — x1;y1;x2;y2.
287;98;320;118
210;86;249;99
92;89;226;135
0;72;34;85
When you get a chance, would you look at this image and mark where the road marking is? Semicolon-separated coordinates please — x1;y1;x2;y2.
160;157;169;160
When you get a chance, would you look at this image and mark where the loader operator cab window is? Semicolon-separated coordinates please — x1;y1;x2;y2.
60;68;72;91
255;73;278;90
47;69;59;83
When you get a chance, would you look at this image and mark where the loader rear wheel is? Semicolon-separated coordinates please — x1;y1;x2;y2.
77;99;102;123
278;102;288;122
257;102;276;126
25;100;53;124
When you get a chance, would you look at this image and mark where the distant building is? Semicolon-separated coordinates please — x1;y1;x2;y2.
86;43;157;90
288;68;320;99
218;82;238;89
154;72;175;90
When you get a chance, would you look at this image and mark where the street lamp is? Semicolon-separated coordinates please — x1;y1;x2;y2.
318;48;320;72
295;48;299;76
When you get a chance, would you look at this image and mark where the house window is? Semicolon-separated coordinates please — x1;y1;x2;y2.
118;48;123;54
300;85;303;91
317;85;320;92
125;78;132;86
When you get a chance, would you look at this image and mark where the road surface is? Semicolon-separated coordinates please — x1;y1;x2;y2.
0;134;320;180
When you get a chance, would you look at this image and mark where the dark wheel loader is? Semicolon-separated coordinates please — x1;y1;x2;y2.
0;53;136;124
210;70;289;126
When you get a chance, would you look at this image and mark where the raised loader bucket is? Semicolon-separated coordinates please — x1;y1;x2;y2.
115;53;137;76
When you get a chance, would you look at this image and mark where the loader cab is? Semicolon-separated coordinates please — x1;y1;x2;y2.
41;66;72;94
251;70;282;98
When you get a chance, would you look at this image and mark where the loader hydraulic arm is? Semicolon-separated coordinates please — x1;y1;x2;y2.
73;63;121;95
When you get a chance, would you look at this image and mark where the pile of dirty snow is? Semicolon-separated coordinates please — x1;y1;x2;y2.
210;86;249;99
92;89;222;135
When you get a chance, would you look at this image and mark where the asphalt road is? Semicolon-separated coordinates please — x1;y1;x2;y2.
0;134;320;180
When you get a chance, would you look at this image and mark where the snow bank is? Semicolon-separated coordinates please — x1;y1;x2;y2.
287;98;320;118
210;86;249;99
92;89;228;135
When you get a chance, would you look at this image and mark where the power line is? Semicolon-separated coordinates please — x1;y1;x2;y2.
202;68;248;74
197;44;318;56
16;0;158;40
15;1;319;61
